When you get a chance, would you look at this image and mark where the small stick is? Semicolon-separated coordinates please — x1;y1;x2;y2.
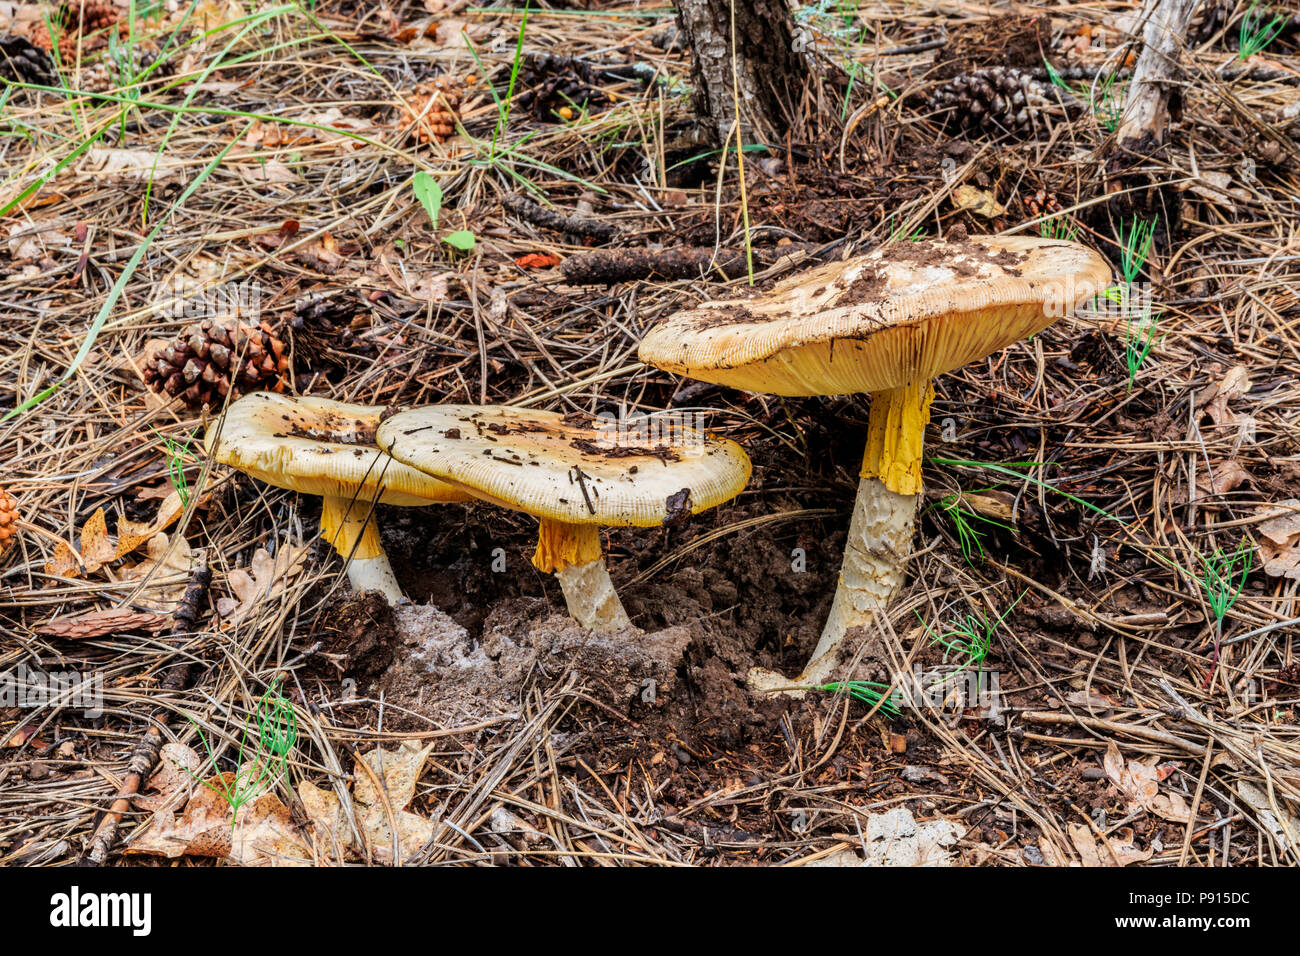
83;552;211;866
1021;709;1205;755
502;193;619;242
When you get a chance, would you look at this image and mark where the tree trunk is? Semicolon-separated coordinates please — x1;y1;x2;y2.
1104;0;1202;229
1113;0;1201;155
674;0;810;145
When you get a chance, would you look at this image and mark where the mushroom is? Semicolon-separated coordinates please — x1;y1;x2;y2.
638;234;1110;689
205;392;471;605
375;404;751;631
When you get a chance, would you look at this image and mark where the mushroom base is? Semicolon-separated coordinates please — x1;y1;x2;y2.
748;476;915;692
554;557;633;633
345;555;406;605
533;519;632;631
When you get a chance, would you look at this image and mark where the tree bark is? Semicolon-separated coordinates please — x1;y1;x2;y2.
674;0;810;145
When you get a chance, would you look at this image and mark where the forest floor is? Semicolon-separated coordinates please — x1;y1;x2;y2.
1;0;1299;866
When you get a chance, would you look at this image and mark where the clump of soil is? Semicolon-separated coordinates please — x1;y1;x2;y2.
374;600;698;730
305;590;397;684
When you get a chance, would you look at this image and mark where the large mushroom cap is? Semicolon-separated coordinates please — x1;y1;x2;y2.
376;404;751;526
638;235;1111;396
205;392;471;506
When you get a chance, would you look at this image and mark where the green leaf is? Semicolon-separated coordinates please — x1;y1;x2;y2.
443;229;476;251
413;171;442;229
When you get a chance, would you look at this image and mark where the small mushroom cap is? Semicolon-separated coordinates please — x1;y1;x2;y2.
638;235;1111;396
204;392;470;506
375;405;751;526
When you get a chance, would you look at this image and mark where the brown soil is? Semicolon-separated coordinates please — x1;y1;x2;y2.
932;14;1053;80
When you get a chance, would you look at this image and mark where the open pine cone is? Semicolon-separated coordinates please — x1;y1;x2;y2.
399;75;467;144
0;35;56;84
928;66;1071;139
143;319;290;409
0;487;18;556
59;0;119;34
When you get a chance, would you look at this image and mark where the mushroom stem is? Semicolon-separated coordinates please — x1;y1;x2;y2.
533;519;631;632
749;382;930;693
800;476;916;684
320;494;404;605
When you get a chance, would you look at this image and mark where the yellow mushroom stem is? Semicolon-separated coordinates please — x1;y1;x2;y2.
320;494;404;605
532;518;631;632
749;380;932;693
861;380;934;497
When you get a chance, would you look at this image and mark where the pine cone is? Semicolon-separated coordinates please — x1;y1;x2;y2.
0;487;18;556
291;292;377;371
399;75;467;144
1023;189;1063;219
59;0;119;34
928;66;1072;139
143;319;290;409
0;35;56;84
77;61;113;92
132;43;176;79
27;22;58;53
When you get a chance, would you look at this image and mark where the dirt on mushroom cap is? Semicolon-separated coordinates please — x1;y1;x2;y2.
375;404;751;527
205;392;471;506
637;235;1111;396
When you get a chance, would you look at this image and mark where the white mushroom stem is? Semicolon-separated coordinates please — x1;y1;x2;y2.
801;477;916;685
320;494;404;605
555;557;632;632
534;519;631;632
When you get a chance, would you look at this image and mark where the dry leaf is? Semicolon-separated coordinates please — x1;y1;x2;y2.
43;540;83;578
296;232;347;274
192;0;247;30
287;742;441;864
235;158;300;186
514;253;562;269
1236;780;1300;853
1258;500;1300;580
1068;822;1104;866
1065;689;1118;710
115;490;188;557
79;508;118;575
1203;365;1251;430
1187;171;1252;209
803;807;965;867
135;743;202;812
298;779;352;861
128;771;311;866
953;184;1005;218
353;740;435;810
82;147;185;185
964;489;1016;522
1104;742;1190;822
1202;459;1251;497
120;533;196;611
1068;822;1152;866
7;218;69;260
215;543;308;623
37;607;169;639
